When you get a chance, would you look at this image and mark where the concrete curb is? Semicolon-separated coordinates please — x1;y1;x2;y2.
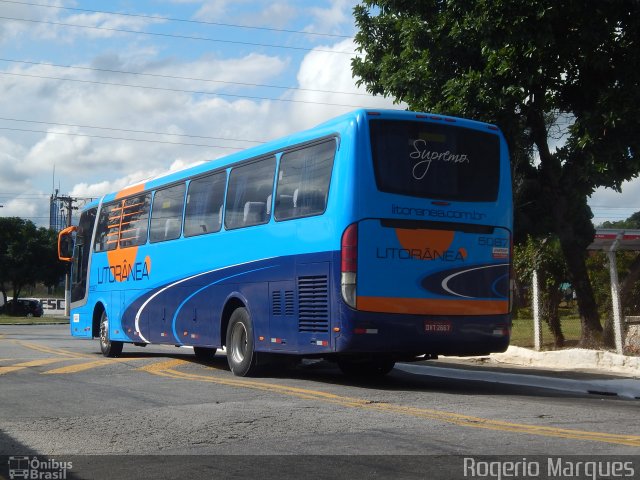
489;346;640;377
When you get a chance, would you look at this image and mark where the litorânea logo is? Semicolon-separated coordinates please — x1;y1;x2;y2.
8;456;72;480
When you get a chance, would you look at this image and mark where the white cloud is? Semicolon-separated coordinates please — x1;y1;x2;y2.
0;0;63;43
589;179;640;225
305;0;357;35
0;2;165;44
0;137;29;190
148;53;290;89
0;196;40;220
190;0;237;20
290;38;404;128
188;0;296;25
24;127;93;174
244;3;297;29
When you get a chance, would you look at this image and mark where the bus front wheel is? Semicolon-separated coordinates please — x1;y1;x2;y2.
99;310;123;357
226;307;258;377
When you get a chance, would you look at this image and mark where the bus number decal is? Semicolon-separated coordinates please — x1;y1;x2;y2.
478;237;508;247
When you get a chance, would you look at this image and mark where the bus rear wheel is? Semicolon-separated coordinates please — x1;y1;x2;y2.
226;307;259;377
99;310;123;357
337;355;395;377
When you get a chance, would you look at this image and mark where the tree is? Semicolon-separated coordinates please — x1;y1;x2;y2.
0;217;26;306
39;228;67;293
352;0;640;346
0;217;63;310
601;211;640;230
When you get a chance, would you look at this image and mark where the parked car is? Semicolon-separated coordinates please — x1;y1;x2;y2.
1;298;44;317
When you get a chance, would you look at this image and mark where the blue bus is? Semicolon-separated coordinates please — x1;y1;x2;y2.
58;109;513;377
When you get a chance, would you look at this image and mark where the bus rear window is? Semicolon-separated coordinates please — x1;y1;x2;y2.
369;120;500;202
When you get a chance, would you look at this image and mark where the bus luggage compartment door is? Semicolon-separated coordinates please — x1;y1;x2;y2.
355;219;510;316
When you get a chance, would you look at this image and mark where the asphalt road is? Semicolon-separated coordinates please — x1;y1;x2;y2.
1;325;639;479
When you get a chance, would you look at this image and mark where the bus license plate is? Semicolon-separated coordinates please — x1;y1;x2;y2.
424;321;452;333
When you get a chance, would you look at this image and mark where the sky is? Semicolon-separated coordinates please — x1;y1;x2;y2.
0;0;637;228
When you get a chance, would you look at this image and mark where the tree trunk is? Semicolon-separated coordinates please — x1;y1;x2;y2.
542;287;565;348
12;282;22;305
527;108;603;348
561;241;603;347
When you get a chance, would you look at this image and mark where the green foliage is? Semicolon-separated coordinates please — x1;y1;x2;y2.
514;236;567;290
600;211;640;230
0;217;65;306
514;236;568;346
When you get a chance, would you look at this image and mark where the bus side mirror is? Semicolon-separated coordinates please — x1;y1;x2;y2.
58;226;77;262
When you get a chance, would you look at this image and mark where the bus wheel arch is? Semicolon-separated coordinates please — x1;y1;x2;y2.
220;295;247;350
92;303;106;339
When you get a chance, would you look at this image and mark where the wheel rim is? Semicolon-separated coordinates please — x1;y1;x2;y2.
100;316;109;348
229;321;247;364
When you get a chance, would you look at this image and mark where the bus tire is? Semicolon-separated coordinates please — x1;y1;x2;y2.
226;307;258;377
193;346;217;362
337;355;395;377
99;310;123;357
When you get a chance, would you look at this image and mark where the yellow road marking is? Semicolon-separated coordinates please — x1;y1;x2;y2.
43;357;147;374
43;359;115;374
15;340;94;358
0;358;70;375
139;360;640;448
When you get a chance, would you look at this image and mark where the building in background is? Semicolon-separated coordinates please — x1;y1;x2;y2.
49;189;68;232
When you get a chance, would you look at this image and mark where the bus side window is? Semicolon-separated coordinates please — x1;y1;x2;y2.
275;139;335;221
225;156;276;230
150;183;186;243
119;194;150;248
94;202;120;252
184;172;226;237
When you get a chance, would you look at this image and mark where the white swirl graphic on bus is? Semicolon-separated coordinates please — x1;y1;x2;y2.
410;139;470;180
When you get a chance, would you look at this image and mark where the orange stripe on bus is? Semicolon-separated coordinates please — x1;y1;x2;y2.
357;297;509;315
116;184;145;199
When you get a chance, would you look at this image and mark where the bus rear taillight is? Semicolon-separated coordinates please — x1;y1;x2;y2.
341;223;358;308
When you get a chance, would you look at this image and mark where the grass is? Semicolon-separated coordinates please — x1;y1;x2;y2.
0;314;69;325
510;306;582;349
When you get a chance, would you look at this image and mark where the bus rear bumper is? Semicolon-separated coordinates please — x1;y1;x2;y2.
335;310;511;357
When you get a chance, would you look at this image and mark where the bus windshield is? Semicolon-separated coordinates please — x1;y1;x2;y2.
369;119;500;202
